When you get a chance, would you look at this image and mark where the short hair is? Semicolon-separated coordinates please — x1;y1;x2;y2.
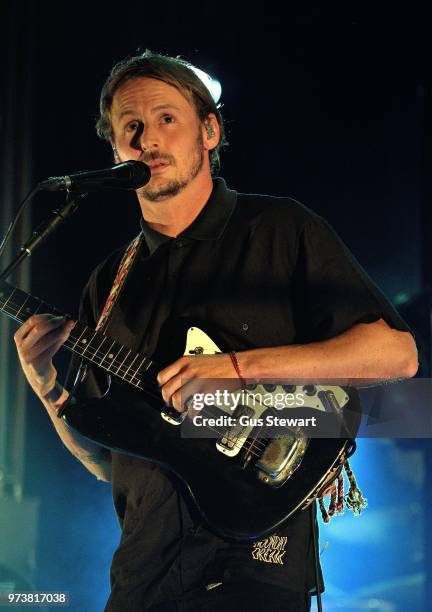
96;50;227;174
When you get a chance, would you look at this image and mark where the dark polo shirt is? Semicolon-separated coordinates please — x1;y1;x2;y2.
66;178;410;611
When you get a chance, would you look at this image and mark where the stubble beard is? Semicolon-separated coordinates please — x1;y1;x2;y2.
138;133;205;203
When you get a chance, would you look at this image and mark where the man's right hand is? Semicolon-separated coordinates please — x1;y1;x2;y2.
14;314;75;400
14;314;110;481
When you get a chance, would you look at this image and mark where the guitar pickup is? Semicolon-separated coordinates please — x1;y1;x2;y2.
216;405;255;457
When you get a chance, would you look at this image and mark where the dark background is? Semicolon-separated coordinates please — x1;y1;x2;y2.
26;2;424;304
1;1;429;610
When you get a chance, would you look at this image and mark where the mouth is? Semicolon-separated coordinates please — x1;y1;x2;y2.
145;160;170;174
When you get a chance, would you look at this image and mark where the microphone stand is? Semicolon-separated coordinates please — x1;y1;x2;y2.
0;190;90;419
0;191;87;282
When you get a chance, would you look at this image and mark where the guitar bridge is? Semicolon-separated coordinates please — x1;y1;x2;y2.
256;436;309;488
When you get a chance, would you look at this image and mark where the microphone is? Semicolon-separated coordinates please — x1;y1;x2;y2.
38;161;151;192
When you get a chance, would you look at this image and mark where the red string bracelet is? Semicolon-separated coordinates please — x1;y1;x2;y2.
229;351;246;389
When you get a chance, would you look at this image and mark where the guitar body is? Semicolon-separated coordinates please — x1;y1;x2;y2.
64;323;358;541
67;387;352;540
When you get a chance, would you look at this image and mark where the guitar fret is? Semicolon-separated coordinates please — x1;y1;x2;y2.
15;294;29;319
0;286;53;324
33;300;42;315
122;352;139;380
113;348;131;375
90;335;109;364
79;331;98;357
106;345;124;372
129;355;150;385
2;287;16;311
0;285;13;310
99;341;116;368
0;299;18;319
0;286;22;318
72;328;107;363
20;294;46;320
70;326;86;350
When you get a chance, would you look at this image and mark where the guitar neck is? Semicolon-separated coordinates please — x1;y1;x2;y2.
0;281;155;389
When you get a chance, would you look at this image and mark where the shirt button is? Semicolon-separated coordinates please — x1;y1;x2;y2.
242;323;249;331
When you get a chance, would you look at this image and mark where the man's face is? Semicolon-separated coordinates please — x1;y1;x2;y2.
110;77;213;202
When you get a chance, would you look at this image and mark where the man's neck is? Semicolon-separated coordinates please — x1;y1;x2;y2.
138;174;214;237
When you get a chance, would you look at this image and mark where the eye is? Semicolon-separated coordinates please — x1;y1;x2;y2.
161;114;174;124
125;120;141;133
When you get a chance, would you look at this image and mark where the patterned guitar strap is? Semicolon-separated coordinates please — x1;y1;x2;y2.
57;233;143;419
96;233;143;333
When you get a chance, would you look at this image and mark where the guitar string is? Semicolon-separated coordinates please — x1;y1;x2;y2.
0;299;272;456
2;291;322;493
62;334;275;455
1;298;304;456
0;296;152;382
64;332;275;456
187;421;270;459
0;295;313;395
2;309;307;464
0;298;304;455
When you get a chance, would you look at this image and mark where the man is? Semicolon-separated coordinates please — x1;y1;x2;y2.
14;51;418;611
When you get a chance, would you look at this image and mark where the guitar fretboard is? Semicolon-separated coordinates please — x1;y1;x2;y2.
0;281;156;389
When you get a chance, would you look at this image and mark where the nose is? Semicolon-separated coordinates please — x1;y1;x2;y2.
135;125;159;154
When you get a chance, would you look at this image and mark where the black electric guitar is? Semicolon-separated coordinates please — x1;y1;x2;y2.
1;281;359;541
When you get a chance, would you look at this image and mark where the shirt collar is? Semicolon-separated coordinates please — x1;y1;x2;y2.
140;178;237;255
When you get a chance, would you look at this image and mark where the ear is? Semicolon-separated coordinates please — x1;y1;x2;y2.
202;114;220;151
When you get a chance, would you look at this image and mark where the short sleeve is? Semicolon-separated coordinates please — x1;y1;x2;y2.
292;214;412;343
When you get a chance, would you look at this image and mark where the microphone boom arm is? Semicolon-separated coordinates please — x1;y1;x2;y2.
0;192;87;282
